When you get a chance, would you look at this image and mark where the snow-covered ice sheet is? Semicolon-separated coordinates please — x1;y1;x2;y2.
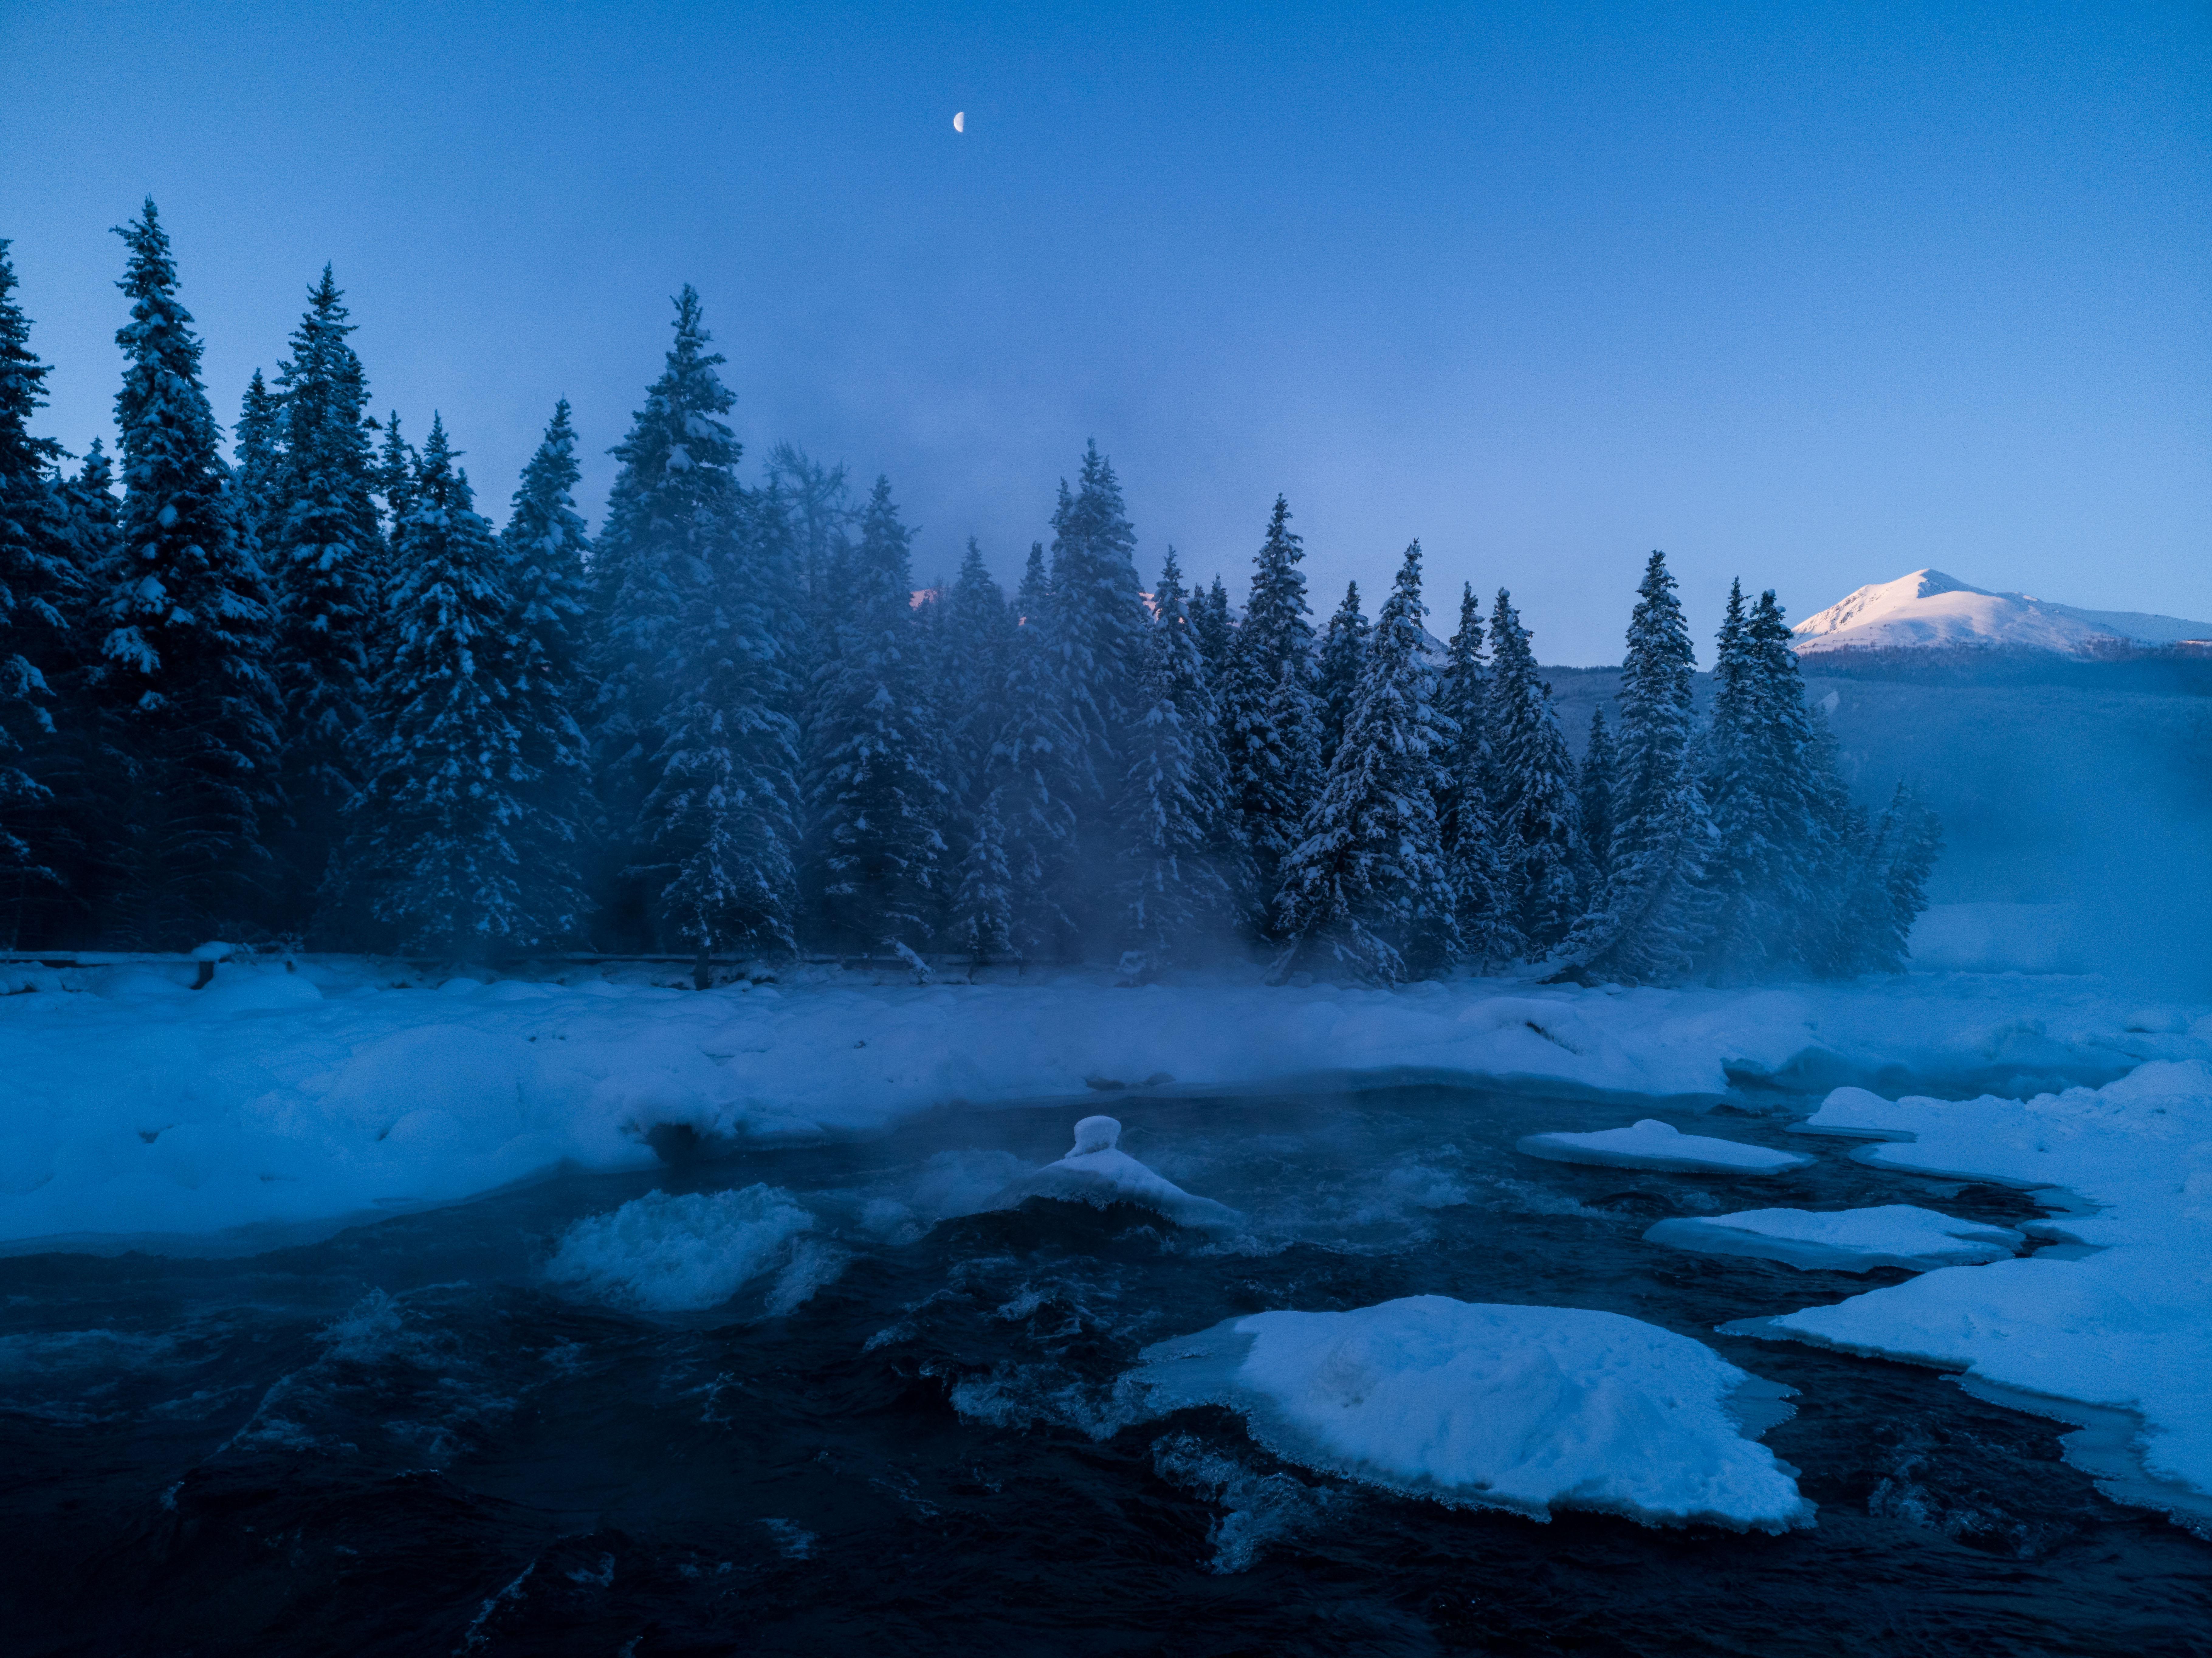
1518;1119;1815;1175
1131;1295;1813;1531
0;955;2203;1248
1733;1061;2212;1526
1644;1205;2022;1272
988;1115;1238;1228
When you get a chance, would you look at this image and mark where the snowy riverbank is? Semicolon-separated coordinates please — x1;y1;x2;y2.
2;955;2203;1250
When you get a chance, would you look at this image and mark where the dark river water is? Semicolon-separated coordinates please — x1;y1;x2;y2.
2;1083;2205;1657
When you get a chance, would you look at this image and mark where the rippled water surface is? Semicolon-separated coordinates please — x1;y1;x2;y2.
3;1084;2206;1656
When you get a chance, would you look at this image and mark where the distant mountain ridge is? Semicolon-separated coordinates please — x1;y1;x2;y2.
1792;569;2212;659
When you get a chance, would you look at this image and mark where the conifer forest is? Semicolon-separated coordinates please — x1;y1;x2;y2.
0;203;1939;982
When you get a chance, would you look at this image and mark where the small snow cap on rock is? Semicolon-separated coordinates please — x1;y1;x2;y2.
990;1115;1239;1229
189;941;239;963
1072;1115;1120;1154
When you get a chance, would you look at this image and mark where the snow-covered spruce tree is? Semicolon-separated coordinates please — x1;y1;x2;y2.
496;399;596;939
1113;547;1243;973
1191;573;1233;679
1555;551;1712;983
1839;779;1942;972
1436;581;1517;967
933;536;1014;942
633;538;804;969
939;536;1012;802
1273;542;1458;984
1219;494;1317;919
374;411;416;533
1577;707;1616;883
268;266;385;925
1702;584;1863;978
232;369;284;557
96;201;282;946
1485;590;1581;953
1314;580;1369;769
338;417;542;952
588;285;754;944
1047;442;1149;915
948;781;1013;963
805;476;947;951
966;542;1079;961
0;239;72;918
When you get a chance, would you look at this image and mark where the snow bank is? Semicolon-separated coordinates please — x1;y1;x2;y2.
1132;1295;1812;1531
1644;1205;2023;1272
1734;1061;2212;1525
0;956;2202;1248
544;1185;812;1312
988;1115;1239;1228
1518;1119;1815;1175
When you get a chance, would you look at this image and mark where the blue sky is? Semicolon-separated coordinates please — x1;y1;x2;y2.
3;1;2205;662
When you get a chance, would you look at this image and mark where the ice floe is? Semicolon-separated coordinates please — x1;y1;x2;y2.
1644;1205;2023;1272
1730;1060;2212;1527
1518;1119;1815;1175
1132;1295;1813;1532
990;1116;1239;1229
543;1185;813;1312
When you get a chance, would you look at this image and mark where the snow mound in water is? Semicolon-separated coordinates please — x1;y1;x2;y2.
544;1185;812;1312
1133;1295;1812;1531
1518;1119;1815;1175
1645;1205;2023;1272
990;1116;1239;1229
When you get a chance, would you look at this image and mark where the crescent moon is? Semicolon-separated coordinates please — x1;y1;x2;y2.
953;111;965;133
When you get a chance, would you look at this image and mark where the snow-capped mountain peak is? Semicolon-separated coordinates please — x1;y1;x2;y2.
1792;569;2212;657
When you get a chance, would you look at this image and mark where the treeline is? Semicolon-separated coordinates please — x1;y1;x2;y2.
0;203;1939;982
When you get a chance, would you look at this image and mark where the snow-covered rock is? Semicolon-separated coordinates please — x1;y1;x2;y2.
1518;1119;1815;1176
989;1115;1238;1229
1791;569;2212;658
1734;1061;2212;1526
1644;1205;2022;1272
1132;1295;1813;1531
544;1185;813;1312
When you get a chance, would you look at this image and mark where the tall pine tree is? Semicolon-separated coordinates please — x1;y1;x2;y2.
1314;580;1369;768
0;239;72;924
1485;590;1581;952
1273;542;1458;983
1114;547;1242;972
1578;707;1617;882
1437;581;1516;966
268;266;384;924
1557;552;1711;982
970;543;1079;961
498;399;595;940
96;201;281;946
339;416;554;952
805;476;947;952
1220;495;1317;919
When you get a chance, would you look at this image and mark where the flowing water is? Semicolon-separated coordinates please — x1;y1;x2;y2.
2;1084;2205;1656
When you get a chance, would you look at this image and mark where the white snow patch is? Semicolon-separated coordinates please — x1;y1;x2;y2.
1644;1205;2023;1272
1518;1119;1815;1175
989;1115;1239;1229
1735;1061;2212;1525
544;1186;812;1312
1132;1295;1812;1532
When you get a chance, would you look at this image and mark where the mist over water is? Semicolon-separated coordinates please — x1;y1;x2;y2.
4;1084;2204;1656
